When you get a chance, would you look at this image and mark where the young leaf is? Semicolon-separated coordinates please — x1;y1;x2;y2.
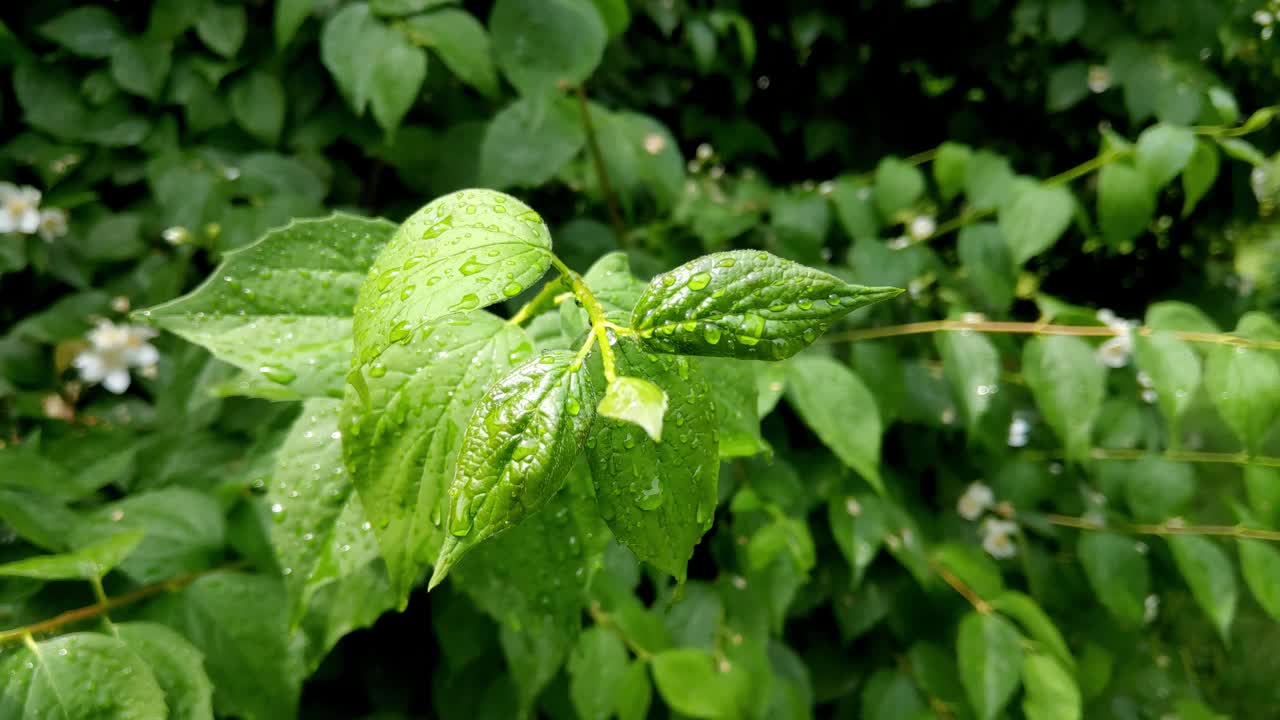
1239;539;1280;622
1167;535;1237;641
786;354;883;492
1097;162;1156;246
935;325;1001;429
0;529;144;580
341;312;532;603
586;339;719;581
569;627;631;720
351;189;552;370
998;183;1075;265
583;251;648;321
0;633;167;720
1135;123;1196;191
1022;336;1105;463
651;648;747;719
631;250;902;361
956;611;1024;720
1078;532;1149;625
479;95;586;189
1132;331;1201;440
489;0;607;97
597;375;668;443
1181;140;1219;217
116;622;216;720
402;9;499;98
431;350;598;587
1021;652;1082;720
145;214;395;399
1204;316;1280;453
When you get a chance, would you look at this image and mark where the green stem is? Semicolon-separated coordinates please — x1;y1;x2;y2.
575;85;629;248
551;254;619;382
507;276;568;326
1042;513;1280;542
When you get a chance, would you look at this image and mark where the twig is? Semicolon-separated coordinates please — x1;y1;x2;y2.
575;85;629;248
925;553;992;614
1043;514;1280;542
823;319;1280;352
588;602;653;661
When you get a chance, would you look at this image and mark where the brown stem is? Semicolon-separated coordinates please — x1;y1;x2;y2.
575;85;629;248
823;319;1280;352
1044;514;1280;542
925;552;992;614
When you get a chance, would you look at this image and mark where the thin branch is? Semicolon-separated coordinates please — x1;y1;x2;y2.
588;602;652;661
575;85;629;248
507;277;569;326
1044;514;1280;542
0;562;246;645
925;553;992;614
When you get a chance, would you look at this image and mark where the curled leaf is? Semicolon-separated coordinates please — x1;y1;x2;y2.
597;375;668;442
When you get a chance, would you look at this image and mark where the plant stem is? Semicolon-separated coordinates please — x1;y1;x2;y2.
507;277;568;326
1043;514;1280;542
575;85;629;248
588;602;652;661
551;254;619;382
0;562;245;646
823;318;1280;352
925;552;992;614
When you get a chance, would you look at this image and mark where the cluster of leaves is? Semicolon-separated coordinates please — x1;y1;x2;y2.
3;0;1280;719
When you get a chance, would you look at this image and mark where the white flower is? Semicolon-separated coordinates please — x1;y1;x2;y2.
642;133;666;155
110;296;131;314
957;482;995;521
1144;594;1160;623
695;143;714;161
162;226;190;245
37;208;68;242
72;320;160;394
1007;414;1031;448
0;183;42;235
908;215;936;241
1254;10;1274;25
887;236;911;250
980;518;1019;559
1096;309;1137;368
1087;66;1112;94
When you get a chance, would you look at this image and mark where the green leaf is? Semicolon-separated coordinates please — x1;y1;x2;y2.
371;0;456;14
351;189;552;370
38;7;124;58
618;661;653;720
631;250;902;361
829;176;879;240
586;340;719;581
12;63;90;140
597;374;668;443
1167;535;1237;641
229;70;286;145
1216;137;1267;166
702;357;767;458
569;627;631;720
1181;140;1219;217
932;543;1004;599
146;214;396;400
1204;317;1280;453
432;350;598;586
1135;123;1196;191
370;34;428;132
490;0;607;97
0;529;144;580
110;37;171;100
0;633;167;720
1097;162;1155;246
342;312;532;602
479;95;586;188
861;669;927;720
873;156;925;220
1147;300;1219;333
1047;62;1088;112
651;648;747;719
748;516;816;574
1244;466;1280;528
1046;0;1085;41
276;0;318;48
402;9;499;98
71;488;224;584
321;3;387;114
934;142;972;202
195;3;247;57
1078;532;1149;625
958;224;1016;312
1132;330;1201;440
990;591;1074;670
116;622;216;720
1021;652;1082;720
583;251;648;321
998;183;1075;265
957;611;1024;720
591;0;631;36
144;571;301;720
965;151;1016;211
1022;336;1105;462
828;491;887;585
1123;456;1194;522
1239;539;1280;622
935;325;1000;429
785;354;883;492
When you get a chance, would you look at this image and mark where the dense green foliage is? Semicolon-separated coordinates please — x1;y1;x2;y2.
3;1;1280;718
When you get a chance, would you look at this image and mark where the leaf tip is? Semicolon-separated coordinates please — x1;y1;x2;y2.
428;536;461;591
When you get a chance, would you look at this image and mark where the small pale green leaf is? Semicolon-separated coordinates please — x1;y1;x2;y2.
490;0;607;97
747;516;816;574
1097;162;1156;246
1204;315;1280;453
370;35;428;132
990;591;1074;670
965;151;1016;211
1023;336;1105;462
957;611;1024;720
873;156;926;220
651;648;747;719
1240;539;1280;621
935;325;1000;428
480;94;586;188
829;177;879;240
0;529;144;580
117;622;215;720
1216;136;1267;166
828;491;887;585
583;251;648;321
934;142;972;202
1132;330;1201;439
786;354;883;492
1123;456;1194;522
342;312;532;603
586;340;719;581
1022;652;1082;720
1167;535;1237;641
71;488;225;584
0;633;167;720
38;7;124;58
1181;140;1219;217
958;223;1016;311
146;214;396;399
1079;532;1149;625
403;9;499;98
432;350;598;586
195;3;247;57
569;627;631;720
110;36;171;100
1135;123;1196;190
998;183;1075;265
632;250;902;361
351;189;552;370
598;374;667;443
1146;301;1220;333
230;70;286;145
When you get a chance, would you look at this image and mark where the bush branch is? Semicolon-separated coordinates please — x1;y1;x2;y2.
1044;514;1280;542
823;319;1280;352
575;85;629;247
